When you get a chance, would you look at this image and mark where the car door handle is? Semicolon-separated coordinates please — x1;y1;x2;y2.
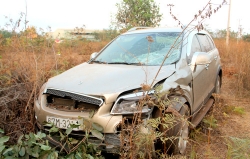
214;56;218;60
205;64;209;70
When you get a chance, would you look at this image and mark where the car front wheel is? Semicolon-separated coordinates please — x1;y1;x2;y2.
168;104;190;155
154;104;190;155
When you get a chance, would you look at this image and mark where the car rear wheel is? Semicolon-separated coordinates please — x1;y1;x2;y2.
214;75;221;94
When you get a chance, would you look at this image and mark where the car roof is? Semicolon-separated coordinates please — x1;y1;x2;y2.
122;27;209;36
123;27;183;35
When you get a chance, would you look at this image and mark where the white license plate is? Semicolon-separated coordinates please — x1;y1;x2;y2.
46;116;81;130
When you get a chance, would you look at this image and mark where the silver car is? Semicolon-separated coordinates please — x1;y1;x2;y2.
35;27;222;154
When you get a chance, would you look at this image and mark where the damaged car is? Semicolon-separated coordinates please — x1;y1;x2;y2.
34;27;222;155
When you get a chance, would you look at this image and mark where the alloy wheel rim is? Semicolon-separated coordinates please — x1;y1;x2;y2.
216;77;220;93
178;121;189;154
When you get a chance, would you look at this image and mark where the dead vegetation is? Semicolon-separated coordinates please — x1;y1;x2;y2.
1;0;250;158
1;19;250;159
0;31;107;144
1;29;250;157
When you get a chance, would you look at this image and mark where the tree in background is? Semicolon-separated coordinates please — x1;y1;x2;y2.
93;28;119;41
212;29;238;39
0;30;12;48
114;0;162;31
242;34;250;42
0;30;12;38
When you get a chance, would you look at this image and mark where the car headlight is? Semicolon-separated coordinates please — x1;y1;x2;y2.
110;91;154;115
37;83;47;106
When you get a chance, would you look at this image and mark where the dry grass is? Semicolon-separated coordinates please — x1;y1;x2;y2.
0;33;108;143
0;30;250;158
215;39;250;96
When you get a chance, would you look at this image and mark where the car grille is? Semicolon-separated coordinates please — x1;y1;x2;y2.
46;89;103;106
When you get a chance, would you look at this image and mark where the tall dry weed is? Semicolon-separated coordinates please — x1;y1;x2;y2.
214;39;250;96
0;26;108;143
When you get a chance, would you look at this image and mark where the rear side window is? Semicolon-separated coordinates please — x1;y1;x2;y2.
197;34;212;52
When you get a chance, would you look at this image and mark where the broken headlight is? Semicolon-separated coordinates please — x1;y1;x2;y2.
110;91;153;115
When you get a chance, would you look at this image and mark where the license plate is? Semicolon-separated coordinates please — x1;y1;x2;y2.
46;116;81;130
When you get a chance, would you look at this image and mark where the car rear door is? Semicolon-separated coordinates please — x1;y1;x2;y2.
205;35;221;90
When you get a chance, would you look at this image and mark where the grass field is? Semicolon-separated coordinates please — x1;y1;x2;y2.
0;31;249;158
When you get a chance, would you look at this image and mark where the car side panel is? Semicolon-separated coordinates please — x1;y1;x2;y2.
191;64;210;112
206;48;220;95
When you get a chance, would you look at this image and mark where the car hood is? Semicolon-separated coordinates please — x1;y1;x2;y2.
45;63;175;101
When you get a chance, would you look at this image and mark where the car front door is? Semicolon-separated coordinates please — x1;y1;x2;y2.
187;34;212;112
196;34;217;96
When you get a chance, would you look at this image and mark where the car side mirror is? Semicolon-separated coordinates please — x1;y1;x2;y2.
190;52;211;71
90;52;99;60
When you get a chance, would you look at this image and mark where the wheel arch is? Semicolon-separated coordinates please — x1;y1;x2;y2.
168;96;190;113
152;95;191;117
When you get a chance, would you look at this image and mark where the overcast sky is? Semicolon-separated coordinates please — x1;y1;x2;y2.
0;0;249;33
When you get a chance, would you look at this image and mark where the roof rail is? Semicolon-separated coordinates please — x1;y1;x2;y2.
127;27;153;32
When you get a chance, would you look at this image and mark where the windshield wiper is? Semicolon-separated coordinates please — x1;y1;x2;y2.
107;62;144;65
91;60;107;64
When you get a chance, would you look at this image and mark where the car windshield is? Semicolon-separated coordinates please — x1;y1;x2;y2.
94;32;182;66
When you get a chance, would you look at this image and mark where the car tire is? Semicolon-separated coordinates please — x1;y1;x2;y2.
154;104;190;155
214;75;221;94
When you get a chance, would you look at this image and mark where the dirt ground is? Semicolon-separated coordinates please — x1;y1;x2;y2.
219;76;250;138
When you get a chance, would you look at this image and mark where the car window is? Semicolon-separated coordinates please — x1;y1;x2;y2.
206;35;215;49
188;35;202;64
95;32;182;66
197;34;212;52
